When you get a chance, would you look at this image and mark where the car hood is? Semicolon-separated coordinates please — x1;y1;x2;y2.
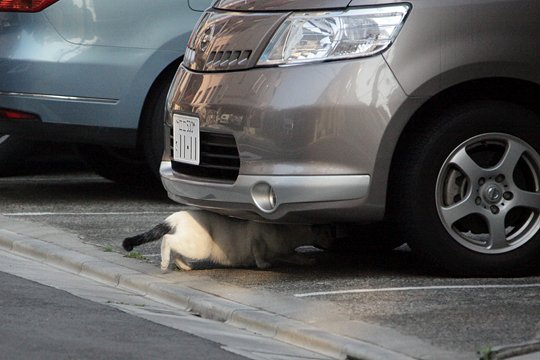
213;0;351;11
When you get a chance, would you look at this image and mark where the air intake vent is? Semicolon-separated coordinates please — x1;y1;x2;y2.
170;130;240;183
206;50;252;69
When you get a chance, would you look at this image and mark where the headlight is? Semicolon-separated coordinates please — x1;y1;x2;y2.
257;4;410;66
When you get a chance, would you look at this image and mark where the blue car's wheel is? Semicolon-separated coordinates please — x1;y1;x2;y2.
0;135;34;175
78;64;177;187
77;144;155;185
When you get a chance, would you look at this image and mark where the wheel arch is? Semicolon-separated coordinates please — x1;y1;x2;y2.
378;77;540;218
407;77;540;125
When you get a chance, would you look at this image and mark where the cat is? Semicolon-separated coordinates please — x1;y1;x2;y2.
122;210;334;272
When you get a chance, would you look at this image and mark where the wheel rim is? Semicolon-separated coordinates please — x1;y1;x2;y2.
436;133;540;254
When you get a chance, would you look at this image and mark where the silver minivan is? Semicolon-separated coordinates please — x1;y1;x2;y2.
161;0;540;275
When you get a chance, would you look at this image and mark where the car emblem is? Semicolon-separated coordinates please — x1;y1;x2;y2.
198;25;215;52
484;184;503;203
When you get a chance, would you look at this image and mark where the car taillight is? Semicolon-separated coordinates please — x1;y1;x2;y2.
0;108;39;120
0;0;59;12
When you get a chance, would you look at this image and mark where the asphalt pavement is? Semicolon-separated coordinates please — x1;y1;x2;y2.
0;270;248;360
0;245;332;360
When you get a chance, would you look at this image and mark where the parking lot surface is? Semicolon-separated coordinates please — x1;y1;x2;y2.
1;158;539;359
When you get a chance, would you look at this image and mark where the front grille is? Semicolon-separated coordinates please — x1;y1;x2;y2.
184;48;253;72
170;130;240;183
207;49;252;69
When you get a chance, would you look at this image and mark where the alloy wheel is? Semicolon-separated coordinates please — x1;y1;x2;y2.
436;133;540;254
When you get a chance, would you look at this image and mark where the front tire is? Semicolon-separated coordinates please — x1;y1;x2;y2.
392;101;540;276
141;71;170;179
77;144;155;185
0;135;33;175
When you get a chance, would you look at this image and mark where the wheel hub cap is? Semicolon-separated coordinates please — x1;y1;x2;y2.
483;184;503;204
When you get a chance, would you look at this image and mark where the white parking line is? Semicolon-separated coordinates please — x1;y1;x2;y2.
2;212;172;216
294;284;540;297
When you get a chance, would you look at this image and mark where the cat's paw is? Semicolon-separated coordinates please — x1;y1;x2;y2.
174;257;193;271
160;263;170;273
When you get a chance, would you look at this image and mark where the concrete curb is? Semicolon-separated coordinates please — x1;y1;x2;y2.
487;341;540;360
0;225;420;360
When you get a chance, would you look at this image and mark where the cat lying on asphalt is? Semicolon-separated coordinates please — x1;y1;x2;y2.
122;210;333;272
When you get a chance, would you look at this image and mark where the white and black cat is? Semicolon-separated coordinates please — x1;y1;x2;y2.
122;210;333;272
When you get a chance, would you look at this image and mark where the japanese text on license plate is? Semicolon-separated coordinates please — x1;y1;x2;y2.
173;114;200;165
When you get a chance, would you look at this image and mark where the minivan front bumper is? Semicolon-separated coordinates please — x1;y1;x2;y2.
161;166;370;222
161;55;408;223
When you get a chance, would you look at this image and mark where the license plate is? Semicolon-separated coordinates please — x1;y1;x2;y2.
173;114;200;165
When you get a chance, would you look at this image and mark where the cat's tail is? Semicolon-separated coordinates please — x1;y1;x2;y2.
122;223;172;252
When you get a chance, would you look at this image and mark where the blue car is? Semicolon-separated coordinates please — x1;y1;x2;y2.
0;0;209;183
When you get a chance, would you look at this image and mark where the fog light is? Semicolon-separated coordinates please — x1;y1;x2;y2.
251;182;278;213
